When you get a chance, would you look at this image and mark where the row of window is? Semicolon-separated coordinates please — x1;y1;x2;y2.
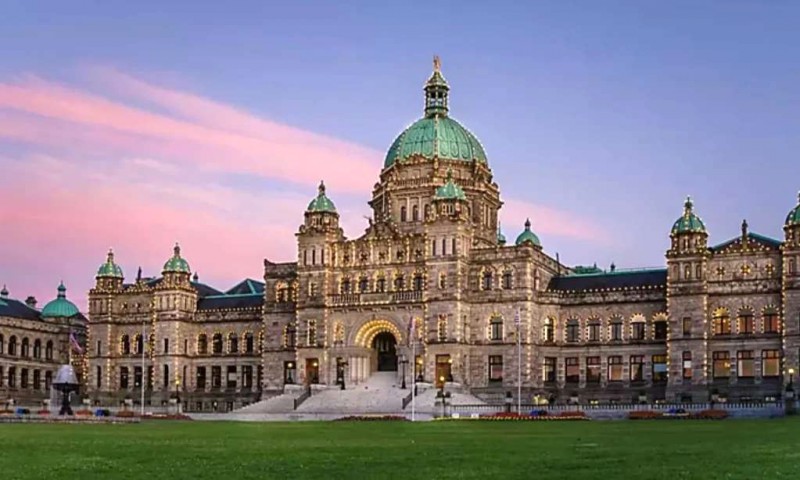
108;365;258;390
0;335;54;360
339;274;425;294
546;319;668;343
116;333;259;356
0;366;53;389
708;309;781;335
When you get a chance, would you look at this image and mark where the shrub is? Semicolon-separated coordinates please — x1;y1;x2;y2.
36;409;51;415
694;409;728;420
116;410;136;418
75;409;93;416
335;415;408;422
629;411;662;420
558;411;588;419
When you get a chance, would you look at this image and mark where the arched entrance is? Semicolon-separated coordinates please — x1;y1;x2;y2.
372;332;398;372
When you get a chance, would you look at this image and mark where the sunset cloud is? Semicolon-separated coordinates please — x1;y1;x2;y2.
0;67;608;309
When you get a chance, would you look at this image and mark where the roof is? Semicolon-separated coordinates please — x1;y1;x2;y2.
96;249;124;279
515;219;541;247
0;296;41;321
197;293;263;311
163;243;191;274
41;282;80;318
671;197;706;235
225;279;265;295
434;170;466;201
191;282;223;298
548;268;667;293
307;181;337;213
385;116;487;168
711;232;782;253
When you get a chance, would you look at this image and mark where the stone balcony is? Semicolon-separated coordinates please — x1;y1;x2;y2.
328;290;423;306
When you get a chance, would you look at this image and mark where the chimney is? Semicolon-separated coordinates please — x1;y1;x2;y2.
25;296;37;308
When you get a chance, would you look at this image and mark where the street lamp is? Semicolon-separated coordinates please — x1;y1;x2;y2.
790;368;795;389
339;360;349;391
399;355;408;389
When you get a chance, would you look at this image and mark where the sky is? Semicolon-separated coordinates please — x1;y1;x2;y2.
1;1;799;310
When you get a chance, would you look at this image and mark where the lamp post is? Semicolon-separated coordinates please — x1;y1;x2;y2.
399;355;408;389
786;368;796;416
339;360;348;391
174;376;182;414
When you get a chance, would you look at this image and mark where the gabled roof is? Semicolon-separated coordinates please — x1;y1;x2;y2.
197;294;263;311
548;268;667;293
191;281;223;298
711;232;782;254
225;279;265;296
0;297;41;321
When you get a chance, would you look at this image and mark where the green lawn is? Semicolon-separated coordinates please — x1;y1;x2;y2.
1;419;799;479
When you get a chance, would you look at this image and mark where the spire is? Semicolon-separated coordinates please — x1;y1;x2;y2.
318;180;326;196
742;219;749;247
524;218;531;230
684;196;694;216
136;267;142;282
173;242;181;257
424;55;449;118
107;248;115;263
57;281;66;298
193;272;199;283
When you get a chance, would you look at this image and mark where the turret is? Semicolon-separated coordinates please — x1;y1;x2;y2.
162;243;191;287
515;218;542;251
95;248;124;291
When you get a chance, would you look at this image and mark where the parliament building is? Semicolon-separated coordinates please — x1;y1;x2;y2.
4;59;800;412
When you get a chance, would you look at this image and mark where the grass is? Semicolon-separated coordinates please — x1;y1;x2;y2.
1;419;799;479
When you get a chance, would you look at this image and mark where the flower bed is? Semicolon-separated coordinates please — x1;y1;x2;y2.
694;409;728;420
629;411;663;420
445;411;589;421
145;413;192;421
75;409;93;417
36;409;51;415
334;415;409;422
115;410;136;418
628;409;728;420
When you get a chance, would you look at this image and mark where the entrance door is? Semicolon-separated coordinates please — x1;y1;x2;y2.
435;354;452;388
373;332;398;371
305;358;319;384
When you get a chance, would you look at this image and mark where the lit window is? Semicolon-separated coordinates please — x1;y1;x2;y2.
652;355;667;383
764;310;780;333
737;351;754;378
762;350;780;377
488;356;503;382
586;357;601;383
543;357;556;383
713;310;731;335
542;318;555;342
630;355;644;381
682;351;692;380
608;356;623;382
712;351;731;378
489;317;503;341
565;357;579;383
737;310;754;334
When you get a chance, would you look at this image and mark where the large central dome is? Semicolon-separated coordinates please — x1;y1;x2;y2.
383;57;488;169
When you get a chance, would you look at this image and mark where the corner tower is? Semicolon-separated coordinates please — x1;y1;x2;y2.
783;192;800;380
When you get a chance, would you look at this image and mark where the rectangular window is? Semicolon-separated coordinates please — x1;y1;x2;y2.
652;355;667;383
586;356;601;383
543;357;556;383
610;322;622;341
682;351;692;380
211;366;222;388
96;340;102;356
134;366;143;388
608;356;623;382
737;351;754;378
490;319;503;341
8;367;15;388
242;365;253;389
163;338;169;354
630;355;644;381
96;366;102;389
120;366;129;389
682;317;692;337
227;365;237;389
488;355;503;382
196;366;207;389
566;323;579;343
762;350;780;377
20;369;28;389
33;370;41;390
587;323;600;342
147;366;154;389
713;351;731;379
163;364;169;388
565;357;579;383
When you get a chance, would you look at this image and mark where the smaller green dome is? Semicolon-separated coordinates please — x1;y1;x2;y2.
306;181;337;213
41;282;80;318
163;243;191;274
785;191;800;227
672;196;707;234
96;248;124;279
434;170;466;201
515;218;542;247
497;224;507;246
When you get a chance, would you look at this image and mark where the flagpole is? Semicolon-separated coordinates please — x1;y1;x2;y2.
141;318;146;416
411;317;416;422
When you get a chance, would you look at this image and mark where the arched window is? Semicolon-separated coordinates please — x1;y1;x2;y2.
400;206;407;222
228;333;239;354
212;333;223;354
438;273;446;290
737;308;754;335
502;270;513;289
8;336;17;356
412;205;419;221
244;332;255;353
482;270;493;290
394;275;405;291
566;320;579;343
33;339;41;359
198;334;208;354
653;317;668;340
489;316;503;341
437;315;448;342
333;321;344;346
587;319;600;342
542;318;555;342
135;334;144;355
341;278;351;294
376;276;386;293
275;281;289;303
307;320;317;347
45;340;53;360
413;274;424;291
763;307;780;333
21;338;29;357
712;308;731;335
121;335;130;355
358;277;369;293
631;314;646;340
284;323;297;349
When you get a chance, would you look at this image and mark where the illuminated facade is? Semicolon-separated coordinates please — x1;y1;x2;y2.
78;59;800;411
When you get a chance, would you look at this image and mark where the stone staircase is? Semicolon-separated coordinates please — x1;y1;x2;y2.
296;372;410;414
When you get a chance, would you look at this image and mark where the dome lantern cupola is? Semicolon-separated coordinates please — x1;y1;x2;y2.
497;223;507;246
424;55;449;118
515;218;542;248
0;284;8;299
96;248;124;279
41;282;80;318
306;181;337;213
671;196;707;235
163;243;191;275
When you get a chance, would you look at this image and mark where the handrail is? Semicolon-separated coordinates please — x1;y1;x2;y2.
293;386;312;410
401;391;414;410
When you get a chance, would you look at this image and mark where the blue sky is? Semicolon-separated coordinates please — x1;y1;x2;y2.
1;1;799;305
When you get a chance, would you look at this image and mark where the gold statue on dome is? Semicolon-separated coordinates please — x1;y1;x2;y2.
433;55;441;72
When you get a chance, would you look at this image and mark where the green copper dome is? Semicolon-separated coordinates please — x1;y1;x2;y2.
434;170;466;200
96;249;124;279
515;219;541;247
306;181;337;213
671;196;707;235
41;282;80;318
163;243;191;274
384;57;488;169
785;192;800;227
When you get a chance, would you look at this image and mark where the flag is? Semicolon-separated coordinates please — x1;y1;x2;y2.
69;332;83;354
